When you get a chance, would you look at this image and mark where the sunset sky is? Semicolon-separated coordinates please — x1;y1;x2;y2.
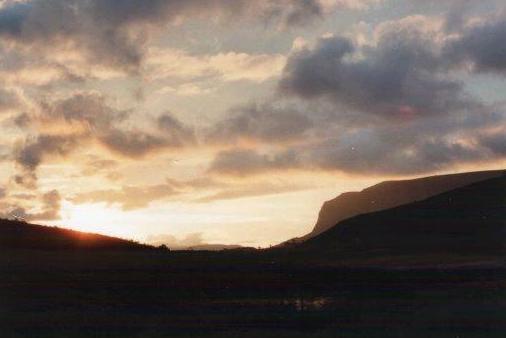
0;0;505;247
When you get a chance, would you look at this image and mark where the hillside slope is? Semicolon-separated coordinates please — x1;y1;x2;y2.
0;219;154;251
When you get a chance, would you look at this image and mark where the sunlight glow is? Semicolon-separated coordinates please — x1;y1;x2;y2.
56;202;138;240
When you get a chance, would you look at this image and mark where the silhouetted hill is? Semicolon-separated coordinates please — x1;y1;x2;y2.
285;170;505;245
0;219;155;251
298;174;506;257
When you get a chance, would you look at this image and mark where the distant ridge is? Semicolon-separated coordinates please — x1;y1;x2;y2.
180;244;245;251
0;219;155;251
284;169;505;245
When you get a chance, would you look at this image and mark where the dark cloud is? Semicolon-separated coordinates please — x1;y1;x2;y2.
280;12;506;117
0;0;351;72
443;0;473;32
98;129;170;158
13;133;84;188
262;0;323;27
480;131;506;155
300;129;490;175
157;113;197;146
15;133;83;171
208;102;313;144
206;105;506;176
41;93;127;130
279;27;473;119
445;17;506;73
253;13;506;176
12;112;31;128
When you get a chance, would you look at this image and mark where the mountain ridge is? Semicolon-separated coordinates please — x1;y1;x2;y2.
282;169;505;246
296;174;506;259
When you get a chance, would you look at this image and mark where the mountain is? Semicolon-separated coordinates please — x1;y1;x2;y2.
297;175;506;258
0;219;155;251
290;169;505;244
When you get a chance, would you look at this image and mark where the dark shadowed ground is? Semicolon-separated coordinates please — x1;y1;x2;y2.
1;248;505;338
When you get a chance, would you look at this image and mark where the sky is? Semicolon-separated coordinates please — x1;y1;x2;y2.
0;0;505;248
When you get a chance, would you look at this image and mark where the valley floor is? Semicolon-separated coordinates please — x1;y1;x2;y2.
1;249;506;338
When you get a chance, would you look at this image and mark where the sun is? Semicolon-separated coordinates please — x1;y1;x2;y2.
57;201;136;240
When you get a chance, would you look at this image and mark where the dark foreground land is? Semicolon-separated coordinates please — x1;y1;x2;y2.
1;248;505;338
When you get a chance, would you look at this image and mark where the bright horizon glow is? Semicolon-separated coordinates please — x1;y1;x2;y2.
42;162;506;248
55;202;142;242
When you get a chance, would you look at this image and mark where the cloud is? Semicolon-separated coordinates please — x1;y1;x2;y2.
80;155;121;180
97;112;196;158
279;16;477;119
165;177;224;190
157;113;197;145
218;13;500;176
208;148;300;177
147;48;286;83
155;84;213;97
70;173;310;207
70;177;220;209
12;93;197;186
480;130;506;156
280;12;506;116
206;102;506;176
208;102;313;144
200;9;505;177
2;189;62;221
41;94;195;156
40;93;127;130
31;189;61;220
444;15;506;73
97;129;171;158
196;181;310;203
0;86;19;112
14;133;84;187
299;127;491;175
11;93;122;186
0;0;376;73
71;184;179;210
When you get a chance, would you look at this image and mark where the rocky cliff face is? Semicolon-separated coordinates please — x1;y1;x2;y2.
299;174;506;257
309;169;505;239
